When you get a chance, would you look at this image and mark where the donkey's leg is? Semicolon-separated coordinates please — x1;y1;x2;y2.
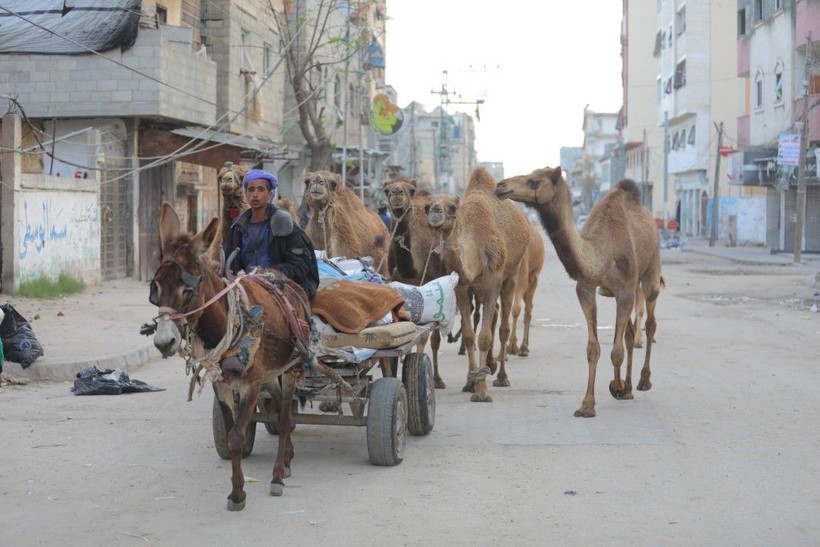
220;383;259;511
271;369;298;497
574;283;600;417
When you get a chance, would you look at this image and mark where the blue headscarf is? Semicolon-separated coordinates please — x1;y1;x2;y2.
242;169;279;192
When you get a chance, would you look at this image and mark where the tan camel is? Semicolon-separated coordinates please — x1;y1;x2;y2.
425;167;531;402
507;223;546;357
304;170;390;276
382;176;447;388
495;167;663;418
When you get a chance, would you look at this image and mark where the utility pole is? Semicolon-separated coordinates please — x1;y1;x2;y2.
431;70;485;194
709;121;724;247
794;32;813;263
663;111;669;227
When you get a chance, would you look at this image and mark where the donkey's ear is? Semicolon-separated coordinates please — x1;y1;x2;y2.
159;202;181;254
192;217;220;256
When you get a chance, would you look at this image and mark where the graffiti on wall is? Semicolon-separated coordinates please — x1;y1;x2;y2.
17;191;100;282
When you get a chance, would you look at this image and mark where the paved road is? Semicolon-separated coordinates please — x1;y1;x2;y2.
1;237;818;546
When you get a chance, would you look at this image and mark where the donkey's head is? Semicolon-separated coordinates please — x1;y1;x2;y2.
149;202;218;357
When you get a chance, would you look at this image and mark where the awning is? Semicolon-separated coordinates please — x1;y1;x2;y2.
171;127;299;160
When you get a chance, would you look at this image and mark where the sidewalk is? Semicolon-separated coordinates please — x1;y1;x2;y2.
2;239;818;384
1;278;161;383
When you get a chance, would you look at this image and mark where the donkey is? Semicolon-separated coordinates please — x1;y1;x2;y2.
149;202;312;510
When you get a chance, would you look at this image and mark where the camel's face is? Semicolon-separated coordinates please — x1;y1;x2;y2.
495;167;563;205
218;165;246;197
384;179;416;213
425;195;459;232
304;171;337;209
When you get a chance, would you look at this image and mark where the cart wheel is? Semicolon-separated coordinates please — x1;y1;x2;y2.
401;352;436;435
212;395;256;459
366;378;407;466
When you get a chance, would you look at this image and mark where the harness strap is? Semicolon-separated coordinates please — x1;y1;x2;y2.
248;274;311;345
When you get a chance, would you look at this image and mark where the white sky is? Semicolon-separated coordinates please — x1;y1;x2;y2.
385;0;624;177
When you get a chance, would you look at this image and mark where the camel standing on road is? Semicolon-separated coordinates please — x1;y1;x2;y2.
507;223;546;357
382;176;448;388
495;166;662;417
426;167;531;402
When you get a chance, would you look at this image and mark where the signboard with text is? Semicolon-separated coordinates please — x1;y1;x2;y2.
778;132;801;166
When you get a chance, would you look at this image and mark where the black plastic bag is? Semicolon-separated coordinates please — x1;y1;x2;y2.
0;303;44;368
72;366;165;396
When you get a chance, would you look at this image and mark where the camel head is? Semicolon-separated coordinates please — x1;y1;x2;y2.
383;177;417;214
424;194;459;233
304;170;339;210
495;166;564;205
217;161;248;199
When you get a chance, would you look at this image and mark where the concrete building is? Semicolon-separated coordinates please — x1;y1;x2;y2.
580;108;620;211
656;0;745;238
734;0;820;252
0;0;386;291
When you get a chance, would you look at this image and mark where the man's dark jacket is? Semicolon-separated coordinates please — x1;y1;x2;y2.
226;204;320;299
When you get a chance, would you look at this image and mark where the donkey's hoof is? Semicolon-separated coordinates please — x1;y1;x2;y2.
227;496;246;511
270;481;284;497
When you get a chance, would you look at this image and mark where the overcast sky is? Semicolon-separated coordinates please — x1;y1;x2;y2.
385;1;624;177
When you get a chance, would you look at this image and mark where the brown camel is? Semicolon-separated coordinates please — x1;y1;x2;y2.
382;176;447;388
495;167;663;418
304;170;389;276
507;223;546;357
425;167;531;402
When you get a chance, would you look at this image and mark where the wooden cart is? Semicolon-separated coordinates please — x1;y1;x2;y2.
211;322;437;466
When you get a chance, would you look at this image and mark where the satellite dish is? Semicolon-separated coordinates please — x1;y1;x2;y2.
370;94;404;136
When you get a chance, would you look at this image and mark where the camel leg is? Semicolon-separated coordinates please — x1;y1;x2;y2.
494;277;517;388
507;295;522;356
271;369;298;497
518;272;538;357
633;286;645;348
574;284;599;417
637;286;659;391
608;291;635;400
456;287;478;393
430;327;445;389
216;382;260;511
472;289;500;402
486;301;499;372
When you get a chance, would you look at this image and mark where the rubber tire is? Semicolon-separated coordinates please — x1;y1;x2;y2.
401;352;436;435
212;395;256;459
366;378;407;466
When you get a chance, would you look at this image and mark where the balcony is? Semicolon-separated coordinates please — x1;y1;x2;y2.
0;26;217;125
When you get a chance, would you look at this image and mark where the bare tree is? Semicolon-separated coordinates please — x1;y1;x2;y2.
270;0;360;171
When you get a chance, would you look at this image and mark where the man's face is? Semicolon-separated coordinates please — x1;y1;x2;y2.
245;179;271;209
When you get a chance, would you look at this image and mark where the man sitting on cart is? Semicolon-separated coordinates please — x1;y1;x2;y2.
225;169;320;299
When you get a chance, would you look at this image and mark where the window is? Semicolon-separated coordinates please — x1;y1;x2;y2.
676;7;686;35
680;128;687;148
653;30;663;56
156;4;168;24
774;60;784;103
263;43;272;77
738;9;747;36
754;0;763;21
688;125;696;145
774;0;782;11
240;29;251;68
668;25;673;47
674;59;687;89
657;77;662;101
755;68;764;108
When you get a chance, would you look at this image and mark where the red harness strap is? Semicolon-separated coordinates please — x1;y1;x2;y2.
248;274;310;345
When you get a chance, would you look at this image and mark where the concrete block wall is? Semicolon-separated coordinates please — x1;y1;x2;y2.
0;28;216;126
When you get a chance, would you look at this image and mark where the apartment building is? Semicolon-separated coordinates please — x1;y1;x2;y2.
734;0;820;252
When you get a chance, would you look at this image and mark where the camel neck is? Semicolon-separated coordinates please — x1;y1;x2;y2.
535;191;598;282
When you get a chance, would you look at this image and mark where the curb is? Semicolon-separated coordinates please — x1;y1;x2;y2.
2;344;160;383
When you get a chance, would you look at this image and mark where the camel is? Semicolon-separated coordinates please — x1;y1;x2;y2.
494;167;663;418
304;170;390;276
507;223;546;357
425;167;531;402
382;176;447;388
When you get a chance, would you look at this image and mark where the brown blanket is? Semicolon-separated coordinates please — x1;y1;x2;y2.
310;278;409;333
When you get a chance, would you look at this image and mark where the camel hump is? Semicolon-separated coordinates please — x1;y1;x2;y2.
615;178;642;204
466;166;497;193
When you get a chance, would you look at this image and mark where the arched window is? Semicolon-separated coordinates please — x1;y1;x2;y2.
755;68;764;108
774;59;784;103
